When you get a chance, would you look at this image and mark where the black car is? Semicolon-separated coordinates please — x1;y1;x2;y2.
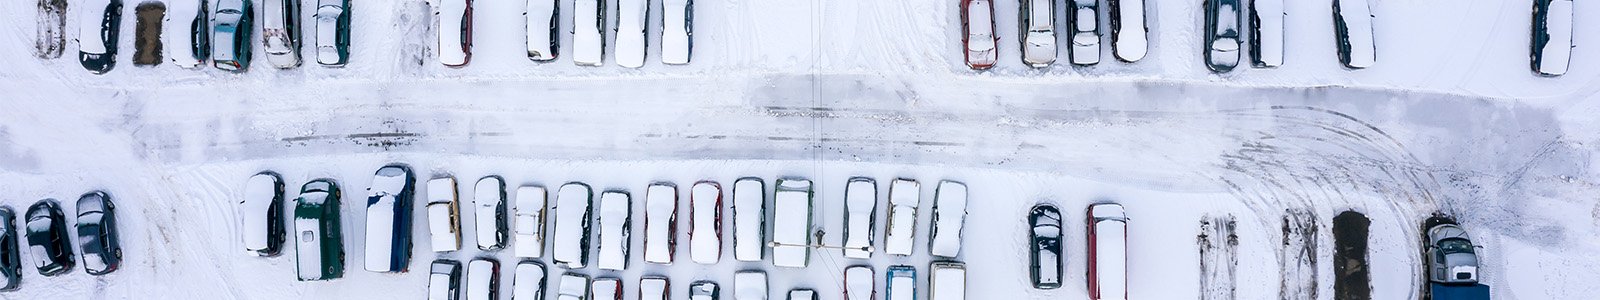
79;0;125;74
429;259;462;300
0;207;21;291
25;199;75;276
1029;204;1062;289
77;191;122;275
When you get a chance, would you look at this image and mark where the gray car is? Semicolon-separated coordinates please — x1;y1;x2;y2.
1425;224;1479;284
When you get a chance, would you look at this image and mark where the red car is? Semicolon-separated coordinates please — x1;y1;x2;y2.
961;0;999;69
1087;203;1128;300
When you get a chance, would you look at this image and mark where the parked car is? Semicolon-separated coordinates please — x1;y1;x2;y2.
314;0;350;66
365;165;415;273
168;0;211;68
466;258;499;300
212;0;254;71
526;0;559;61
573;0;607;66
553;183;594;269
887;266;915;300
427;177;461;252
929;181;967;258
1019;0;1055;67
0;207;22;291
79;0;124;74
242;172;287;256
772;178;813;268
691;181;722;264
429;260;462;300
690;281;719;300
661;0;693;64
787;289;817;300
438;0;472;66
474;176;508;250
1332;0;1375;69
931;262;966;300
885;179;919;256
735;271;767;300
512;261;547;300
592;277;622;300
559;272;592;300
960;0;998;69
1249;0;1284;67
732;177;766;262
842;178;876;259
1426;223;1479;283
1108;0;1148;62
1029;204;1062;289
641;277;668;300
1068;0;1100;65
616;0;648;68
263;0;302;68
513;186;546;258
25;199;74;276
76;191;122;275
597;191;631;271
845;266;873;300
1531;0;1573;76
1204;0;1242;72
644;183;678;264
1086;203;1127;300
294;179;344;281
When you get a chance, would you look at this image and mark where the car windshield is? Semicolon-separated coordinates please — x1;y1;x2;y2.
26;218;52;233
1439;238;1474;254
78;212;103;225
1033;224;1059;236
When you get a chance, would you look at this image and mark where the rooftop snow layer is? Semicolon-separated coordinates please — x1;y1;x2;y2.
773;179;811;268
514;186;546;258
645;184;677;264
886;179;919;256
554;183;592;268
243;174;279;252
844;179;876;258
438;0;470;65
691;182;721;264
616;0;648;68
598;191;631;270
1337;0;1376;68
733;178;765;262
513;263;546;300
475;177;504;249
1114;0;1147;61
661;0;691;64
592;278;621;300
736;272;767;300
1095;221;1128;300
932;264;966;300
846;266;874;300
1540;0;1573;75
930;181;967;257
467;260;496;299
1253;0;1285;66
559;273;589;298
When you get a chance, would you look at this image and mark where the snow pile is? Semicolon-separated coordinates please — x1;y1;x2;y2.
514;186;545;258
554;183;593;268
615;0;647;68
597;191;631;270
427;177;459;252
885;179;919;256
241;173;279;253
645;184;677;264
733;178;765;262
691;182;722;264
661;0;691;64
930;181;967;258
735;271;767;300
513;262;545;299
843;178;876;259
845;266;873;300
437;0;470;66
1113;0;1147;61
474;176;505;250
772;179;812;268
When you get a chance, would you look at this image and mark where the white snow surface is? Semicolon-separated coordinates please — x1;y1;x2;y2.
615;0;647;68
1540;0;1573;75
845;266;873;300
466;259;496;300
885;179;919;256
640;278;668;300
661;0;691;64
514;185;545;258
513;262;545;300
644;184;676;264
1337;0;1376;68
929;181;966;258
1113;0;1147;62
427;177;460;252
597;191;630;270
690;182;721;264
573;0;604;66
735;271;767;300
241;173;279;253
474;176;503;249
772;179;811;268
1252;0;1284;67
526;0;558;60
733;178;766;262
931;265;966;300
555;183;592;268
437;0;470;66
843;179;875;259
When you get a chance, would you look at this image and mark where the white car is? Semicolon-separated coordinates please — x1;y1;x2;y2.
437;0;472;66
242;172;285;256
166;0;210;68
640;277;669;300
615;0;647;68
1532;0;1573;76
771;178;813;268
314;0;350;66
929;181;967;258
526;0;559;61
466;259;498;300
559;273;591;300
961;0;997;69
592;277;622;300
735;271;766;300
1020;0;1056;67
1249;0;1284;67
845;266;873;300
690;282;719;300
426;177;461;252
514;186;546;258
513;261;547;300
553;183;594;269
644;183;677;264
884;179;919;256
573;0;606;66
262;0;302;68
597;191;631;271
661;0;692;64
1332;0;1375;69
931;262;966;300
732;177;766;262
1109;0;1147;62
691;181;723;264
842;178;876;259
1069;0;1100;65
474;176;507;250
364;165;415;273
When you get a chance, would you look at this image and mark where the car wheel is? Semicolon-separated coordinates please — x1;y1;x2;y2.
115;248;122;259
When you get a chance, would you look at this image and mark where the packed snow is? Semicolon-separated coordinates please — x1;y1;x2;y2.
644;184;676;264
513;185;545;258
842;178;876;259
884;179;919;256
427;177;460;252
732;178;765;262
771;179;812;268
473;176;504;250
597;191;630;270
690;181;721;264
929;181;966;258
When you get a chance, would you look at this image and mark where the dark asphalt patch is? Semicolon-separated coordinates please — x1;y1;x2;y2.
1333;210;1370;300
134;1;165;66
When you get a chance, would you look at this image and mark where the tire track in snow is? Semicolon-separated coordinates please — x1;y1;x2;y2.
1199;215;1238;300
1279;209;1318;300
34;0;67;59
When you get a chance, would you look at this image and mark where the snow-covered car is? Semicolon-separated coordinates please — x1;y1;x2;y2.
1426;223;1480;283
167;0;210;68
690;281;719;300
294;179;344;281
1029;204;1062;289
559;273;591;300
25;199;74;276
212;0;255;72
526;0;559;61
427;177;462;252
1532;0;1573;76
787;289;817;300
640;277;668;300
884;179;919;256
615;0;648;68
597;191;631;271
1019;0;1055;67
771;178;813;268
243;172;286;256
78;0;124;74
513;261;547;300
691;181;722;264
0;208;18;291
733;177;765;262
842;178;876;259
428;260;461;300
437;0;473;66
364;165;415;273
1069;0;1100;65
1332;0;1375;69
1249;0;1284;67
929;181;966;258
1204;0;1242;72
553;183;594;269
315;0;351;66
466;259;499;300
514;186;546;258
887;266;914;300
845;266;873;300
1108;0;1147;62
1086;203;1127;300
960;0;998;70
474;176;508;250
574;0;606;66
644;183;677;264
930;262;966;300
661;0;692;64
76;191;122;275
262;0;302;68
735;271;766;300
592;277;622;300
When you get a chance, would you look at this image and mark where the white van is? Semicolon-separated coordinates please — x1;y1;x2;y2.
733;178;766;262
691;181;723;264
884;179;919;256
771;178;813;268
573;0;606;66
437;0;472;66
929;181;967;258
644;183;678;264
553;183;594;269
426;177;461;252
514;186;547;258
615;0;647;68
474;176;507;250
842;178;876;259
597;191;632;271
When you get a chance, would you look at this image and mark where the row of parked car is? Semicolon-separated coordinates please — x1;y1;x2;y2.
0;192;124;291
439;0;695;67
424;260;965;300
959;0;1577;76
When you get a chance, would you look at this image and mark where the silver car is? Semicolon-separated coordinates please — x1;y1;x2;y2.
1425;224;1479;284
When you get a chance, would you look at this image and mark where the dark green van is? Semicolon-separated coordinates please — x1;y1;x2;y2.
294;179;344;281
